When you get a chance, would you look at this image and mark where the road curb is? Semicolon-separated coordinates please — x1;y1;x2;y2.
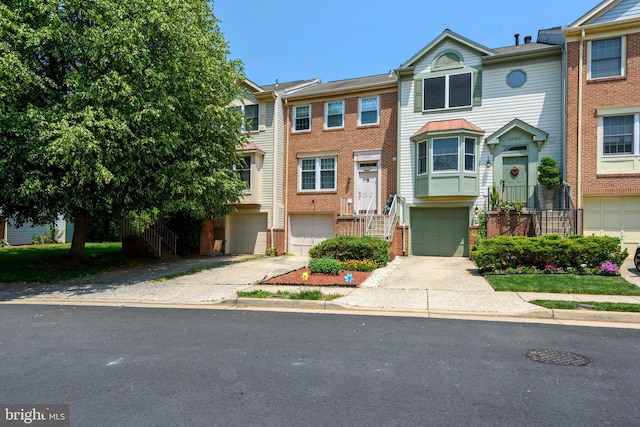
551;309;640;323
1;297;639;325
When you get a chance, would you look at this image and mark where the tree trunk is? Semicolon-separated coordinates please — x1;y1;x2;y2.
69;211;89;260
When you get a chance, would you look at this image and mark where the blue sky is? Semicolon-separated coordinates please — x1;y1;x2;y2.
214;1;593;86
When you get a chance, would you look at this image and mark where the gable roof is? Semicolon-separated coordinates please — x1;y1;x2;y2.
570;0;620;27
564;0;640;38
398;29;496;71
484;118;548;147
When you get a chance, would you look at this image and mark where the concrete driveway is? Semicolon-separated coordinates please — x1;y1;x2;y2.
376;256;492;290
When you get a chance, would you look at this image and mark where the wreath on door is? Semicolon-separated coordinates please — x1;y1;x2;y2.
510;166;520;177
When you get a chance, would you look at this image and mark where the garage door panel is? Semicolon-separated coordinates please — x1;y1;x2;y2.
289;215;334;256
584;196;640;253
410;208;468;257
229;213;267;254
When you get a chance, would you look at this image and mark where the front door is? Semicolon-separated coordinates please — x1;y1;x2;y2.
502;157;528;203
357;166;378;214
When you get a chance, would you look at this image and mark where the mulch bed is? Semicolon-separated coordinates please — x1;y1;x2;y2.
264;267;370;287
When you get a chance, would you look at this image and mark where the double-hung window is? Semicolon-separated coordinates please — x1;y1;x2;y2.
294;105;311;132
590;37;625;79
417;141;428;175
232;105;259;132
464;137;476;172
603;115;638;156
300;157;337;191
325;101;344;129
243;105;258;132
432;137;459;172
359;97;379;125
236;156;252;189
424;72;472;111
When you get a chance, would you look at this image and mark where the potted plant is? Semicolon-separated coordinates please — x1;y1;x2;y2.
537;157;560;209
489;182;501;210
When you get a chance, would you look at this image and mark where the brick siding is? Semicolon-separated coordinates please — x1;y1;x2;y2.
285;90;398;217
566;32;640;205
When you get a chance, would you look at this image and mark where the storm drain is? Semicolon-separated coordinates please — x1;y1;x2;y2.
524;349;591;366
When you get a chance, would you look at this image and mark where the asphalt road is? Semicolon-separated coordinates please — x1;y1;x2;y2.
1;306;639;426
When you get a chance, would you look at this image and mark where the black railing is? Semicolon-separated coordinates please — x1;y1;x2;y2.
486;183;583;237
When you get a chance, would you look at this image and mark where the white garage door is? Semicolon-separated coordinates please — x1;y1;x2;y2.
288;215;334;256
583;196;640;254
228;213;267;254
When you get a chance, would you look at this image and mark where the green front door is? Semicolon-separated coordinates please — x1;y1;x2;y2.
502;157;528;203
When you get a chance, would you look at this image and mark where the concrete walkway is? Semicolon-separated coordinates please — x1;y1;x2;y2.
1;254;639;327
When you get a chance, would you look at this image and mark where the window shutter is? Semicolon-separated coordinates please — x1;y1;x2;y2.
414;78;423;112
473;71;482;106
259;103;266;131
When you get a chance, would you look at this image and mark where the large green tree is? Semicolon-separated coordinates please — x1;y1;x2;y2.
0;0;248;259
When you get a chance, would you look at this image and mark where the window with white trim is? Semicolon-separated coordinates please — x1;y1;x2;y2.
233;105;258;132
359;96;379;125
325;101;344;129
602;114;639;156
293;105;311;132
589;37;625;79
432;137;459;172
424;72;472;110
464;137;476;171
299;157;337;191
417;141;427;175
236;155;252;189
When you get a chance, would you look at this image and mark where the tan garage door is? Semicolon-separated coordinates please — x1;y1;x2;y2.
583;196;640;254
228;213;267;254
288;215;334;256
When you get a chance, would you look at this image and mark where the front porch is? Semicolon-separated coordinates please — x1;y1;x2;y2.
485;183;583;238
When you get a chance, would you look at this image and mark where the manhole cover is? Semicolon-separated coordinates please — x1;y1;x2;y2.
524;349;591;366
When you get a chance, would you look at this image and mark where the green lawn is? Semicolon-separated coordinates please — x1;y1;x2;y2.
530;300;640;312
484;273;640;296
0;242;148;283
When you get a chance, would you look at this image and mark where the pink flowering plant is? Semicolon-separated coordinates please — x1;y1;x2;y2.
599;261;620;276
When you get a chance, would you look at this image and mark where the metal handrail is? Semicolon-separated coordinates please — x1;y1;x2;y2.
384;195;397;239
121;218;178;256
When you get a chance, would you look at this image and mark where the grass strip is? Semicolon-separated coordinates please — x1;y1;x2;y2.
530;300;640;312
238;289;342;301
484;274;640;296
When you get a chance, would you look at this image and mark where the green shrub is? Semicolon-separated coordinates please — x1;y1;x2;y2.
308;236;389;267
340;259;378;272
309;257;342;275
472;234;628;273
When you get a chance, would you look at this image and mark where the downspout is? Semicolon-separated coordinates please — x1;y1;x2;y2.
271;91;279;253
562;30;568;208
577;29;585;210
283;98;290;253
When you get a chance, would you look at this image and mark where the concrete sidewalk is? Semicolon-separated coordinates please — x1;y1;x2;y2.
1;254;639;327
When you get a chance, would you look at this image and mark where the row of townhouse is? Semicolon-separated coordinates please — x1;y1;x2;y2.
199;0;640;258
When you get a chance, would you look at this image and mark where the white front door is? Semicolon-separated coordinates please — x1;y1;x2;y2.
357;168;378;214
